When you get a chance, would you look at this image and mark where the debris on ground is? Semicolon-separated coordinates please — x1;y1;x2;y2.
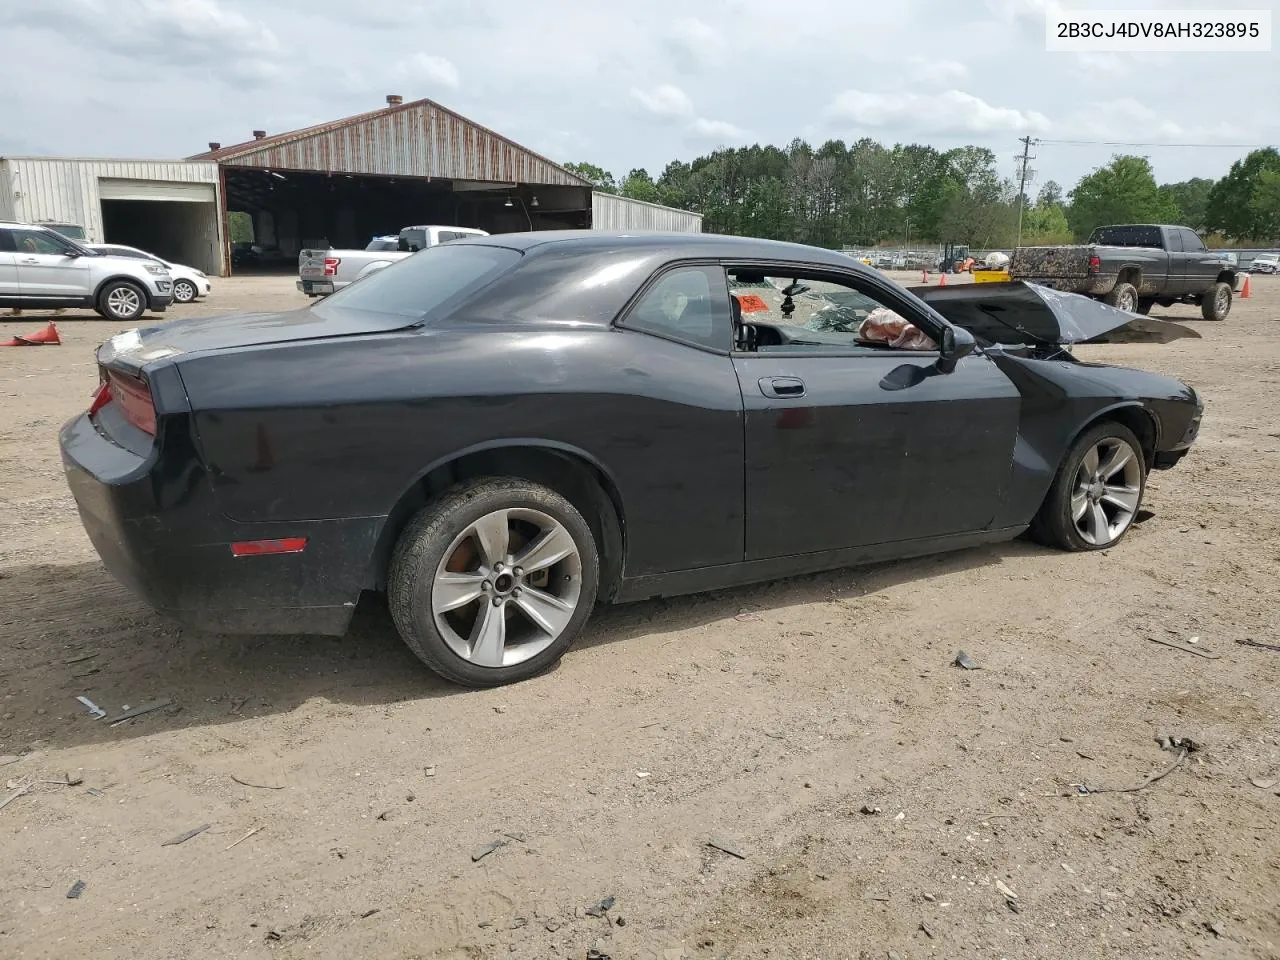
265;930;283;941
360;908;380;919
1147;636;1220;659
586;950;612;960
1156;734;1202;753
860;804;882;815
225;827;261;850
162;823;211;846
995;879;1019;901
585;895;616;917
85;787;106;798
62;653;97;665
423;765;436;778
0;785;31;811
734;610;762;622
545;919;562;932
1207;921;1226;938
1076;742;1192;795
706;836;747;860
1235;638;1280;653
230;774;285;790
953;650;981;670
635;771;651;779
66;880;85;899
1249;776;1278;789
471;839;506;862
75;696;106;720
39;774;83;787
919;921;935;939
109;699;173;726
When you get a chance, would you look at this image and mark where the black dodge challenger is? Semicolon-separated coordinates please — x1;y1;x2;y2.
60;232;1203;687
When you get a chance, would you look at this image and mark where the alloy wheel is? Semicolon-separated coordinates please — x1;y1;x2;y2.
1071;437;1142;546
174;280;196;302
107;286;141;318
431;507;583;668
1215;286;1229;315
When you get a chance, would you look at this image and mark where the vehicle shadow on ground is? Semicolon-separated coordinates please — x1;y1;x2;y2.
0;539;1043;752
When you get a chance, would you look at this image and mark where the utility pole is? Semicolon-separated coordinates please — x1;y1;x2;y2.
1015;136;1039;251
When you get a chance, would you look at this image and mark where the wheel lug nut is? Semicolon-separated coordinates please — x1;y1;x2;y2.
492;597;503;607
494;562;504;572
513;567;523;577
481;581;491;591
512;588;522;598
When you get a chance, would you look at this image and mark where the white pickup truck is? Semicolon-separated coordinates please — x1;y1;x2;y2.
296;225;490;297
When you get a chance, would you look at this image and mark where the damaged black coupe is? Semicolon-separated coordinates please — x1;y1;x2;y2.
60;232;1203;687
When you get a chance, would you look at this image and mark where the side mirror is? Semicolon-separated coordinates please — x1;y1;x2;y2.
935;325;975;374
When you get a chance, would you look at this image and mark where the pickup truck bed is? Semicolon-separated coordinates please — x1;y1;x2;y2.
1010;224;1238;320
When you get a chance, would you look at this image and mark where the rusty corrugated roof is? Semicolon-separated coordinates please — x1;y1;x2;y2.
187;97;591;188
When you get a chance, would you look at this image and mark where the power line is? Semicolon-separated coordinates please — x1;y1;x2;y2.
1038;138;1274;148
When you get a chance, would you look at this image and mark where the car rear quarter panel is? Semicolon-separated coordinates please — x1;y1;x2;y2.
175;324;746;578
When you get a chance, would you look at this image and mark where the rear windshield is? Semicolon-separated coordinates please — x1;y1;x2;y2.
1089;225;1162;248
313;244;520;320
365;238;399;252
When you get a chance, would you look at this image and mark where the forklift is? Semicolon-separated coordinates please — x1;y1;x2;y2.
938;242;973;274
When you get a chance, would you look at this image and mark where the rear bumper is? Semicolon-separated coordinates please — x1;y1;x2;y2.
296;278;336;296
59;411;382;636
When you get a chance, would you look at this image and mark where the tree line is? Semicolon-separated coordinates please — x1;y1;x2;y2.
566;144;1280;249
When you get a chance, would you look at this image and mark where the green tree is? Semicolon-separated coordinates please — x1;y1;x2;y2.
1205;148;1280;239
1248;169;1280;241
227;210;253;243
1066;155;1178;239
562;161;618;193
1158;177;1213;230
1022;203;1072;244
1036;180;1064;208
620;168;662;203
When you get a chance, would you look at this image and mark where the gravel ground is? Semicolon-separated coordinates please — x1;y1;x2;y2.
1;272;1278;960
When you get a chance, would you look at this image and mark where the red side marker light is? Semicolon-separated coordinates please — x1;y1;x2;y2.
230;537;308;558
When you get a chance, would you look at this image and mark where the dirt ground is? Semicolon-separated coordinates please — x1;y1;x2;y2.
1;271;1278;960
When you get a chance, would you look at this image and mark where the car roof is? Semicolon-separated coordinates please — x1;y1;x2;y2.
463;230;870;270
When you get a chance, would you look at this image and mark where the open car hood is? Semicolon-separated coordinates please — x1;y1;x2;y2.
909;280;1202;346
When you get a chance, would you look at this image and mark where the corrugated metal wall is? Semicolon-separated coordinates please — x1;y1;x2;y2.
214;101;588;188
0;158;225;275
591;192;702;232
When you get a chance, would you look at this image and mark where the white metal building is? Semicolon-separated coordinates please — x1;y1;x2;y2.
0;157;225;276
592;192;703;233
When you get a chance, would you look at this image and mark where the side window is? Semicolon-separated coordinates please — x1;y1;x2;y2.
0;230;15;253
1166;229;1184;253
726;267;937;354
623;265;730;351
1181;229;1205;253
12;230;72;255
437;231;464;243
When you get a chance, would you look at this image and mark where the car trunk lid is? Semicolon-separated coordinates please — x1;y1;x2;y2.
99;306;418;374
912;280;1201;346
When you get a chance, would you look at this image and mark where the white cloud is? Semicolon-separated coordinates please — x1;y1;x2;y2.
690;117;748;140
827;88;1050;134
630;84;695;119
985;0;1061;27
1059;98;1248;142
393;52;461;90
905;57;969;87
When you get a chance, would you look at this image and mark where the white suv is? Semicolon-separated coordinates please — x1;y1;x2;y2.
0;222;174;322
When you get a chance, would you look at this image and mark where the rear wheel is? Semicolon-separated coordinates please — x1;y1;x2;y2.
96;280;147;322
388;477;600;687
1201;281;1231;321
1104;282;1138;313
1031;422;1146;552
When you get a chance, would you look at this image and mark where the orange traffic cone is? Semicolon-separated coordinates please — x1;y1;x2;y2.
1240;274;1252;299
0;321;61;346
938;272;947;287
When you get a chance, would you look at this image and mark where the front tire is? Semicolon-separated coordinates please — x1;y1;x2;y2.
172;279;197;303
1031;422;1146;552
96;280;147;322
388;477;600;687
1201;281;1231;321
1104;282;1138;313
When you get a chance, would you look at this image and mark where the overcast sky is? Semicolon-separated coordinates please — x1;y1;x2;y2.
1;0;1275;194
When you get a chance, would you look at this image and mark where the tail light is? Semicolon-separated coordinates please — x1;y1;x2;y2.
1088;255;1101;273
104;370;156;435
323;257;341;277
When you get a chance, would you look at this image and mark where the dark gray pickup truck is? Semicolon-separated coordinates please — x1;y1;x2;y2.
1009;224;1238;321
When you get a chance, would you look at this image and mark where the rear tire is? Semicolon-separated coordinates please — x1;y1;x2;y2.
96;280;147;322
388;477;600;687
1201;281;1231;321
1031;421;1147;552
1104;282;1138;313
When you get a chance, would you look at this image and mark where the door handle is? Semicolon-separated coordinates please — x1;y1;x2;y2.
20;258;39;264
759;376;806;399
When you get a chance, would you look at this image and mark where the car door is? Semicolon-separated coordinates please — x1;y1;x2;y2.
0;229;19;299
11;228;90;300
727;262;1023;561
1178;229;1220;293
